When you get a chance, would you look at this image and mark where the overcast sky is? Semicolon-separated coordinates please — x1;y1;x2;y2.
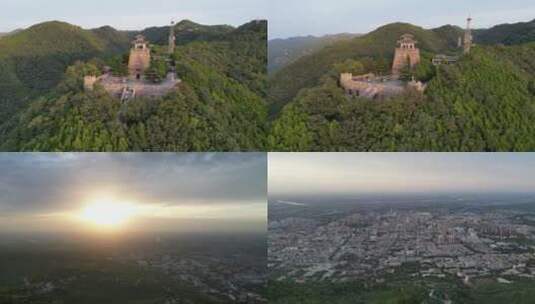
0;0;267;32
268;0;535;39
269;153;535;198
0;153;266;234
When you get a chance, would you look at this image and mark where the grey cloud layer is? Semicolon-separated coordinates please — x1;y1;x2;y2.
0;153;266;215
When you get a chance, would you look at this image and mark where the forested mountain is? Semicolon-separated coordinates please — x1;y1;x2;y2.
0;21;130;123
474;19;535;45
0;20;268;151
268;33;359;73
268;21;535;152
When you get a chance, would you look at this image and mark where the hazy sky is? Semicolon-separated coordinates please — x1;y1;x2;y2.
269;153;535;198
0;153;266;234
268;0;535;38
0;0;267;32
2;1;533;38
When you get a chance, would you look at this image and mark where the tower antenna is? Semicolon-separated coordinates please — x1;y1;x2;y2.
168;20;176;55
463;14;473;55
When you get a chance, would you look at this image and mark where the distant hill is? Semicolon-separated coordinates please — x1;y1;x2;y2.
268;22;462;115
0;29;23;38
139;20;235;46
268;33;360;73
474;18;535;45
91;25;132;53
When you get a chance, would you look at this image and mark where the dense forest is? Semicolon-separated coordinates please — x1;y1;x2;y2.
268;276;535;304
268;21;535;152
268;280;427;304
0;20;268;151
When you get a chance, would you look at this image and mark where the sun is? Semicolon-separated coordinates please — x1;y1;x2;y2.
78;199;136;229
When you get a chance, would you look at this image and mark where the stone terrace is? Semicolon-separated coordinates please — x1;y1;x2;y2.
94;72;181;99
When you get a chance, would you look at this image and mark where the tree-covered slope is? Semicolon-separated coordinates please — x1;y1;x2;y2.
268;43;535;152
268;23;461;115
0;21;130;122
0;20;268;152
175;20;267;97
91;25;132;53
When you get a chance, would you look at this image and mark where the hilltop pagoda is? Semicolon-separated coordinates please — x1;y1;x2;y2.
84;26;180;101
128;35;151;80
339;33;425;99
463;16;473;54
391;34;421;76
168;21;176;55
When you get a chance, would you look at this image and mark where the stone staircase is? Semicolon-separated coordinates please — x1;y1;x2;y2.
120;87;136;102
361;87;379;99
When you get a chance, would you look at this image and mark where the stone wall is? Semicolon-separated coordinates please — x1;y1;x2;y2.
340;73;425;99
92;73;180;99
392;34;421;76
340;73;405;99
83;76;98;91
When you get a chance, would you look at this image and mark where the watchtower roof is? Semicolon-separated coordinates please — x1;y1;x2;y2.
133;35;147;44
398;34;418;45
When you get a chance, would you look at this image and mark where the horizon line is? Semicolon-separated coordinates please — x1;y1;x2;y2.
268;16;535;40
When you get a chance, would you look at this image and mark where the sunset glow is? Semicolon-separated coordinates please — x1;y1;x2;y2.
78;199;137;228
